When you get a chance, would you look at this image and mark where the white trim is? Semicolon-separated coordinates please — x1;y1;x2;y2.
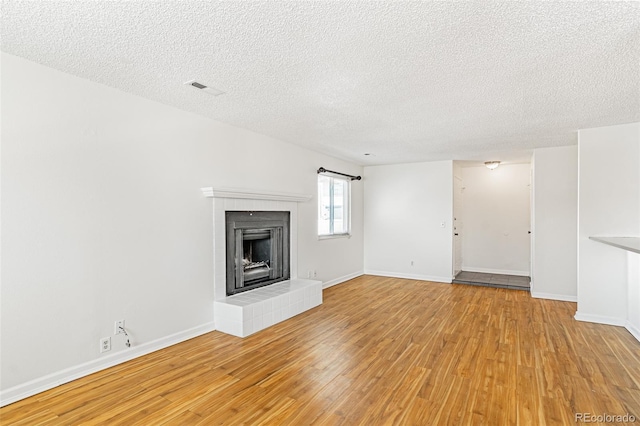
0;322;216;407
318;233;351;240
322;271;364;289
460;266;530;277
530;292;577;302
364;270;452;284
201;187;311;202
574;312;626;327
625;321;640;343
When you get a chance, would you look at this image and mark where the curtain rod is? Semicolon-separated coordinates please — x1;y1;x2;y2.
317;167;361;181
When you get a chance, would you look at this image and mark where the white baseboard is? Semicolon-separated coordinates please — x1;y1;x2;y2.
364;270;452;284
322;270;364;289
0;322;216;407
574;312;626;327
625;321;640;343
530;292;577;302
461;266;529;277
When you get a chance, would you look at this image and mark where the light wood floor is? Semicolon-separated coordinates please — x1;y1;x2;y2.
3;275;640;425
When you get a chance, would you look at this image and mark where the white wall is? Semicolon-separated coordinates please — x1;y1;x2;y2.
531;146;578;301
363;161;453;282
0;53;364;402
460;164;531;276
629;252;640;340
634;140;640;337
577;122;640;325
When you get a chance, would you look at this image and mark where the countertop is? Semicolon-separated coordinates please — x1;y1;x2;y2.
589;236;640;255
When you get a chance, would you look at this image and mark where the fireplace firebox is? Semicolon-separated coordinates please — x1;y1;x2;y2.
225;211;290;296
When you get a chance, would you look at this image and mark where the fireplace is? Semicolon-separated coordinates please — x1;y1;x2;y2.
203;187;322;337
225;211;290;296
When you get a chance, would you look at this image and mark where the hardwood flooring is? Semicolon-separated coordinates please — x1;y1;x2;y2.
2;275;640;425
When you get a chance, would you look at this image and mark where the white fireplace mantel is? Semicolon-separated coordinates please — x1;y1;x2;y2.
201;187;312;202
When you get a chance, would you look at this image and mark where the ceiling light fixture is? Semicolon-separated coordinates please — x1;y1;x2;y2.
184;80;225;96
484;161;500;170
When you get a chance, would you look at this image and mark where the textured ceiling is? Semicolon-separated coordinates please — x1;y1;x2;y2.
2;1;639;166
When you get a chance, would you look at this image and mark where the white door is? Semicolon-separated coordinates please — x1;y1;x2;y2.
453;176;463;277
529;166;534;287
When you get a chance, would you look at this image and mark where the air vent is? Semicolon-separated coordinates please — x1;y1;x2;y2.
184;80;225;96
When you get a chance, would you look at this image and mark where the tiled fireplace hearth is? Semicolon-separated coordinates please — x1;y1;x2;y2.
202;187;323;337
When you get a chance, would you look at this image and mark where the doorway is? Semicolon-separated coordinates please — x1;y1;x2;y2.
452;162;531;290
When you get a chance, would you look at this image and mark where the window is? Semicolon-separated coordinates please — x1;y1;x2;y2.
318;174;350;237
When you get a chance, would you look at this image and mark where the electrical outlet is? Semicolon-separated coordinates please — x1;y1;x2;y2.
411;260;414;266
100;337;111;353
312;270;317;278
114;320;125;335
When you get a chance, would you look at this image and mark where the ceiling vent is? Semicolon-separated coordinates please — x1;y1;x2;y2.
184;80;225;96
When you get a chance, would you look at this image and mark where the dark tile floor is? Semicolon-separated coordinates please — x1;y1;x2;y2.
453;271;530;291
